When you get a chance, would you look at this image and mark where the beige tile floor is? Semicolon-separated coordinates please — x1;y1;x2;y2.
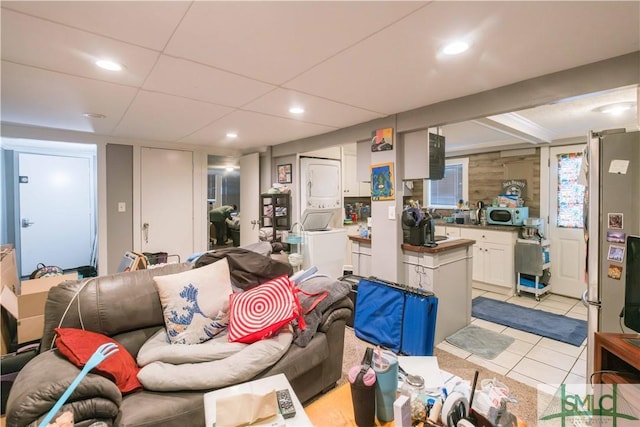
437;287;588;396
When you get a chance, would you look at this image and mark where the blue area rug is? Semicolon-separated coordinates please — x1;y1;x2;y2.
472;296;587;346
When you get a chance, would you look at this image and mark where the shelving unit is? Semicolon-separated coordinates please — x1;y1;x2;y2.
260;193;291;242
515;238;551;301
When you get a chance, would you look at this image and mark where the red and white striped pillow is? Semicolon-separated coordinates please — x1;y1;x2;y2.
228;275;305;344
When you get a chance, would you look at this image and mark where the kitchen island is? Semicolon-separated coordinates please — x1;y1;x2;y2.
402;238;475;344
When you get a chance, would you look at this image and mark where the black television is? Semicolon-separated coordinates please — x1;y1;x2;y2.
624;235;640;337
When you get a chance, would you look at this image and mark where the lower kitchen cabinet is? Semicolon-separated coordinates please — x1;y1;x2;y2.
459;227;518;290
351;239;372;277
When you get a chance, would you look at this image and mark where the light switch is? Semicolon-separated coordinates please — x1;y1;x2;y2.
388;206;396;220
118;202;126;212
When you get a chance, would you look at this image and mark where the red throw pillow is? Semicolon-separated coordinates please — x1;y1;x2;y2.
54;327;142;394
228;275;305;344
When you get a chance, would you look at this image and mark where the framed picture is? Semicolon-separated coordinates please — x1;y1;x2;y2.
370;162;394;201
607;245;625;263
606;230;626;243
608;213;623;229
371;127;393;152
277;164;292;184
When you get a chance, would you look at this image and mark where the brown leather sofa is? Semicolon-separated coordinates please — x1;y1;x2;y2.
6;262;352;427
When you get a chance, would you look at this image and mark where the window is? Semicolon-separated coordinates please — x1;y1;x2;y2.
427;158;468;209
556;153;584;228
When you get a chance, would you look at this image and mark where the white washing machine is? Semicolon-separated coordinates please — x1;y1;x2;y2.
300;210;347;279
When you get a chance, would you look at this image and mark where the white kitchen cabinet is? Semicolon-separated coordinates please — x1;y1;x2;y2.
401;242;473;344
401;128;445;180
459;227;517;291
344;224;360;267
342;152;370;197
435;224;462;238
351;239;372;277
356;140;371;183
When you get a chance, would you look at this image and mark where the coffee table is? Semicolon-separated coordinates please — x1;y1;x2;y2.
305;383;394;427
203;373;311;426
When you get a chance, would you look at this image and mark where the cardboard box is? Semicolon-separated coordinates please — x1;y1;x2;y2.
1;245;19;293
1;272;77;353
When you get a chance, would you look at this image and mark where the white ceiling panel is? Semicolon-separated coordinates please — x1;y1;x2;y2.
2;0;189;50
1;61;137;134
514;87;639;137
1;9;160;87
143;55;276;107
112;90;234;142
284;1;640;114
165;1;427;84
242;88;385;128
443;121;517;152
1;1;638;153
180;111;336;150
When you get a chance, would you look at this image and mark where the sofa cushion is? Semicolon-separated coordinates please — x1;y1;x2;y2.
55;327;142;394
137;327;293;391
153;259;232;344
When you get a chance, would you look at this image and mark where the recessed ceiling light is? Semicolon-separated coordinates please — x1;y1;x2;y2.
289;107;305;114
595;102;634;115
226;132;238;138
225;167;235;172
442;41;469;56
83;113;106;119
95;59;123;71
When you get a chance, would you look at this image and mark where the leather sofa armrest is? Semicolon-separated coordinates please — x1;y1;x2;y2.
6;350;122;427
318;296;353;333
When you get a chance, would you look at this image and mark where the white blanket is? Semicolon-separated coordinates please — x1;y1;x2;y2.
137;327;292;391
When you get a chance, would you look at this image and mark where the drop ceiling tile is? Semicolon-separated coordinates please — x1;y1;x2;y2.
180;110;336;150
243;89;385;128
165;1;426;84
143;55;276;107
1;9;159;87
112;91;234;142
285;2;640;115
2;1;190;50
1;62;137;135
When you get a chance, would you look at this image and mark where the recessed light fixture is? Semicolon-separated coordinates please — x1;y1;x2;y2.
442;41;469;56
289;106;305;114
595;102;634;115
83;113;106;119
225;167;235;172
95;59;123;71
226;132;238;138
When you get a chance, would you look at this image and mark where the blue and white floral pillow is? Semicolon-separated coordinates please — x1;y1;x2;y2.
153;259;232;344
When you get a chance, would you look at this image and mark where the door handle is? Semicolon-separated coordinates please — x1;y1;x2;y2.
582;288;601;308
250;219;258;230
21;218;35;228
143;223;149;243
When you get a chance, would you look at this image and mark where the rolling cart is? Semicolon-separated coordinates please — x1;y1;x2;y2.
515;238;551;301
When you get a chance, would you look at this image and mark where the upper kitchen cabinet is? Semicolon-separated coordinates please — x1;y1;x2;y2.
401;128;445;180
342;143;370;197
356;140;371;183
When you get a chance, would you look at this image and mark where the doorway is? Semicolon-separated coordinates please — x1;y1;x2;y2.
548;144;587;299
1;139;97;277
207;156;240;248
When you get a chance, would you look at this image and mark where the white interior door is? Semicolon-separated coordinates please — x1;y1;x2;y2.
18;153;93;276
239;153;260;246
548;145;587;298
141;148;193;262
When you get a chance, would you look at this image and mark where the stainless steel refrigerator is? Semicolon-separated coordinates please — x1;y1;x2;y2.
584;129;640;377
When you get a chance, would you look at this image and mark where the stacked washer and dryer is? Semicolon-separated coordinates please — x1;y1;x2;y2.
298;157;347;279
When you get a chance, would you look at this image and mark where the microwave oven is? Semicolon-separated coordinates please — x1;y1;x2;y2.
485;207;529;226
